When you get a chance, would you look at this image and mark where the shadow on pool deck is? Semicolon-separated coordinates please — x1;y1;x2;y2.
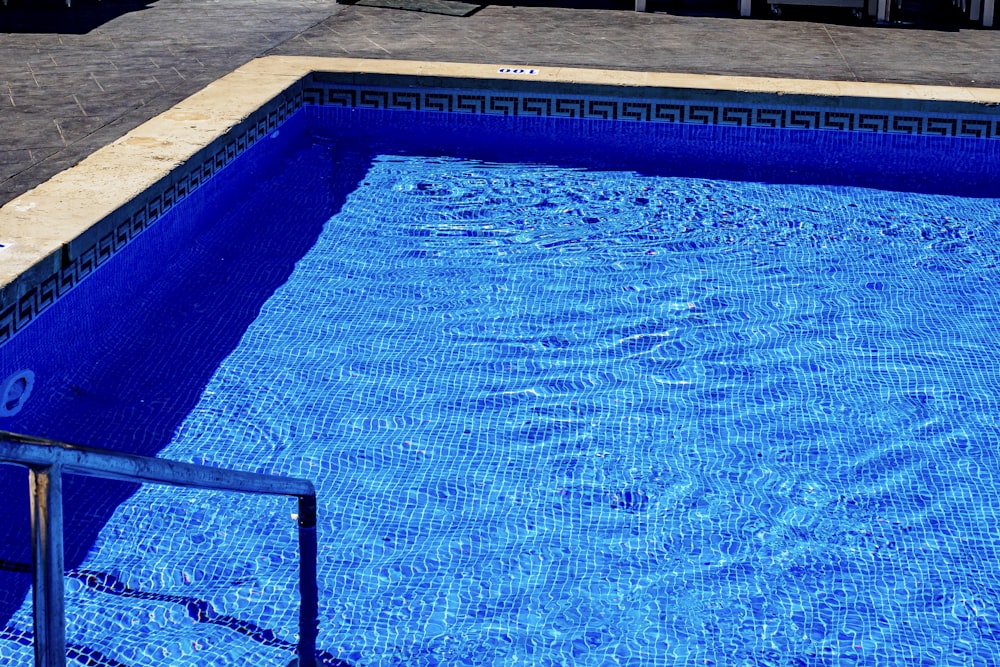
0;0;160;34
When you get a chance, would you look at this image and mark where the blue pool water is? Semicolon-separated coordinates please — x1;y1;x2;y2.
3;106;1000;666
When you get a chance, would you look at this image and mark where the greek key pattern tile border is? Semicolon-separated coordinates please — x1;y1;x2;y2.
304;84;1000;139
0;91;303;347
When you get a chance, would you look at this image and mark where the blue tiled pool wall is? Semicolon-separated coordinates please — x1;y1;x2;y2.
0;103;325;635
303;103;1000;200
0;82;305;351
302;77;1000;198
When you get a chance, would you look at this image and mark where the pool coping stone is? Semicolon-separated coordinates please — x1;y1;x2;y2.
2;55;999;343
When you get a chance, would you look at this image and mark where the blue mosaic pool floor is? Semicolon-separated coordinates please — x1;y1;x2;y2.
4;109;1000;665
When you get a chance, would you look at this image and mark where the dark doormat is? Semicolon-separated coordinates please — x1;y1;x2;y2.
349;0;484;16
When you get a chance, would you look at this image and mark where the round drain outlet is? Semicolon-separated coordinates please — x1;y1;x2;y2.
0;370;35;417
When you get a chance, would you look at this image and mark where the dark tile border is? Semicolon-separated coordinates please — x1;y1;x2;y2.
304;81;1000;139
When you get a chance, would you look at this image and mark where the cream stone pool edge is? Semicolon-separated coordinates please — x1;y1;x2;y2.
2;56;1000;348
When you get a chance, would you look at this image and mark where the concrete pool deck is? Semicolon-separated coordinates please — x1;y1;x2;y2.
2;0;1000;209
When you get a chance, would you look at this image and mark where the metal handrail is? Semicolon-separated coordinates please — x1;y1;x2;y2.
0;430;318;667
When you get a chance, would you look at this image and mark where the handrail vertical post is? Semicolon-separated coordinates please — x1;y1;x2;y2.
296;494;318;667
29;464;67;667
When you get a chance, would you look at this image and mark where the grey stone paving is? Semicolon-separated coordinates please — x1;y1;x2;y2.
1;0;998;206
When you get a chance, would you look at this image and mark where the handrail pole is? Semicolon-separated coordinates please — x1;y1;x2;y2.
296;494;318;667
29;464;67;667
1;433;320;666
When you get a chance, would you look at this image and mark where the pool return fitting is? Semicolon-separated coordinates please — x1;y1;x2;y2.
0;430;320;667
0;370;34;417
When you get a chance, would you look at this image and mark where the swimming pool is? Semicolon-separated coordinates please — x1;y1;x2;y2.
3;60;1000;666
